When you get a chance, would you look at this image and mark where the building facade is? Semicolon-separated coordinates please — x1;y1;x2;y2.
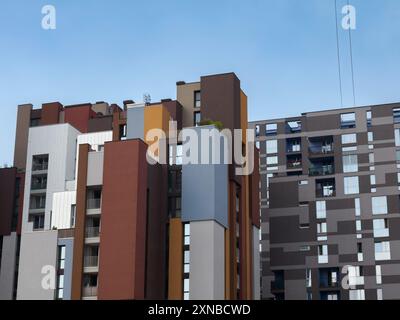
0;72;260;300
250;103;400;300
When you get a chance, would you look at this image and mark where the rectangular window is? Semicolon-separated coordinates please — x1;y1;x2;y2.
266;156;278;165
344;176;359;195
342;146;357;152
367;111;372;127
194;91;201;108
349;289;365;301
194;111;201;126
397;151;400;162
372;196;388;215
266;140;278;154
317;222;327;234
375;241;391;261
355;198;361;217
395;129;400;147
266;123;277;136
255;125;260;137
393;108;400;123
341;134;357;145
318;245;328;264
316;201;326;219
341;112;356;129
370;175;376;186
356;220;362;232
373;219;389;238
376;265;382;284
369;153;375;164
368;132;374;143
377;289;383;300
343;155;358;173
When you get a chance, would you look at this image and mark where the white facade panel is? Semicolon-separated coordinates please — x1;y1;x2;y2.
51;191;76;230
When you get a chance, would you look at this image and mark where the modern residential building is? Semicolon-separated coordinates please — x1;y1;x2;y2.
0;72;260;300
250;103;400;300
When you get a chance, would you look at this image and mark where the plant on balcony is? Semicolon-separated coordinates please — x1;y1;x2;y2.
198;119;224;131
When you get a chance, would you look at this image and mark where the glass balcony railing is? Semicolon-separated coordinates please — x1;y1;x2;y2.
31;182;47;190
82;286;98;297
87;199;101;210
309;165;334;176
85;227;100;238
32;163;48;171
309;145;334;155
84;255;99;268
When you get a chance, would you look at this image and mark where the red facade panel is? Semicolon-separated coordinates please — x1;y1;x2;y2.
98;140;148;300
41;102;63;125
64;104;96;133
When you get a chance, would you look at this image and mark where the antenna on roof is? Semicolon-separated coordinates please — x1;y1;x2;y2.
143;93;151;105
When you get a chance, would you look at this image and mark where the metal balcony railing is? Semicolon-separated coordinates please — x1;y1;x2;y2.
85;227;100;238
32;163;48;171
84;255;99;268
29;203;46;210
82;286;98;297
87;198;101;210
309;145;334;155
31;182;47;190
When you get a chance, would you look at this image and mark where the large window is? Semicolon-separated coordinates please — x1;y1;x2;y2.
372;196;388;215
343;155;358;173
393;108;400;123
344;176;359;195
375;241;391;261
316;201;326;219
341;134;357;145
318;245;328;264
349;289;365;301
266;123;277;136
395;129;400;147
266;140;278;154
341;113;356;128
266;156;278;165
373;219;389;238
194;91;201;108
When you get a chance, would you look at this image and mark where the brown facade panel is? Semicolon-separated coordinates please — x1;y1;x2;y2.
168;218;183;300
98;139;148;300
250;147;261;228
40;102;63;125
0;168;17;236
87;116;113;133
269;181;299;209
13;104;32;169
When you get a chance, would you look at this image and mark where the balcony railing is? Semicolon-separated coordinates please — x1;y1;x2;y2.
316;187;336;198
84;255;99;268
85;227;100;238
82;286;98;297
287;161;302;169
32;163;48;171
309;165;334;176
31;182;47;190
29;203;46;210
87;199;101;210
309;145;334;155
320;281;339;289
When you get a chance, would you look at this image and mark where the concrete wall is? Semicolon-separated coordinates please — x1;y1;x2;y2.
0;233;18;300
252;226;261;300
17;230;58;300
22;124;80;232
189;221;225;300
87;151;104;186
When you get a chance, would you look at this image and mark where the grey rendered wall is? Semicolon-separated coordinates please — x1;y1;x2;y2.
127;106;144;140
87;151;104;186
17;230;58;300
189;220;225;300
0;232;18;300
253;226;261;300
58;238;73;300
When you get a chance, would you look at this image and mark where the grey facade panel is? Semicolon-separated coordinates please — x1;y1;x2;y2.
127;106;144;140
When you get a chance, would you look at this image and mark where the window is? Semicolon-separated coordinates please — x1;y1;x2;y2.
306;269;312;288
367;111;372;127
344;176;359;195
373;219;389;238
343;146;357;152
316;201;326;219
266;140;278;154
356;220;362;232
299;180;308;185
369;153;375;164
368;132;374;143
355;198;361;217
318;245;328;264
70;204;76;228
375;241;391;261
343;155;358;173
266;156;278;165
370;175;376;186
120;124;127;140
255;125;261;137
317;222;327;234
357;243;363;262
286;121;301;133
393;108;400;123
256;141;260;149
341;134;357;145
395;129;400;147
194;111;201;126
349;289;365;301
341;112;356;128
377;289;383;300
169;144;183;165
376;266;382;284
194;91;201;108
397;150;400;162
372;196;388;215
266;123;277;136
300;245;311;252
57;245;66;300
32;154;49;171
348;266;364;286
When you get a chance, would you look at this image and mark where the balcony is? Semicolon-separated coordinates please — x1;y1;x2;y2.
85;226;100;238
316;178;336;198
87;198;101;210
31;182;47;191
82;286;98;297
309;136;334;156
286;138;301;153
32;163;48;172
309;165;334;176
84;255;99;268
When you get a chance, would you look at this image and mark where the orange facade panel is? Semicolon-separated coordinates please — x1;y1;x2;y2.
168;218;183;300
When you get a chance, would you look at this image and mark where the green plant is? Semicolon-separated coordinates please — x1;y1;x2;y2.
198;119;224;131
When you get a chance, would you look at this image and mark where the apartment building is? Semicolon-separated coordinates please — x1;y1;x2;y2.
250;103;400;300
0;72;260;300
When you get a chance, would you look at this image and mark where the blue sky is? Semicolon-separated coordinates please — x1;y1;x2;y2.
1;0;400;165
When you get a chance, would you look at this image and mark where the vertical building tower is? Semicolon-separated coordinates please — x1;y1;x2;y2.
251;103;400;300
0;73;260;300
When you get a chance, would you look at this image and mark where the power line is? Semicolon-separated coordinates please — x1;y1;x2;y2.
334;0;344;108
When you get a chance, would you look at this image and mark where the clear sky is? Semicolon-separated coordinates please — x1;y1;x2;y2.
1;0;400;166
